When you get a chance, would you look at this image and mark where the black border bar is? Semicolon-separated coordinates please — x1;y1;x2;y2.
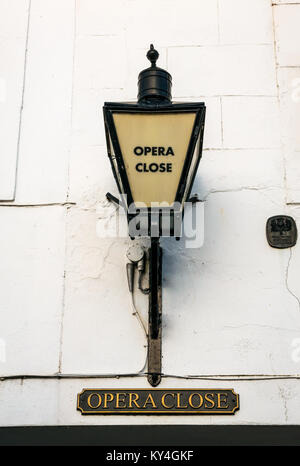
0;425;300;446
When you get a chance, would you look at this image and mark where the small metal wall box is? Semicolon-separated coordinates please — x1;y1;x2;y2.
266;215;298;249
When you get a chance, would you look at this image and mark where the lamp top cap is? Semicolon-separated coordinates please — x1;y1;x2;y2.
137;44;172;103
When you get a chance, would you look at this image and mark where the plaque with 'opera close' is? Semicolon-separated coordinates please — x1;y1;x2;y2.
77;389;239;415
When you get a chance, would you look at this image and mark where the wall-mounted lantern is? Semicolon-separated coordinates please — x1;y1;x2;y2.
103;45;206;386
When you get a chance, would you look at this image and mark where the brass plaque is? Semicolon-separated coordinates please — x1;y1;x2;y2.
77;389;239;415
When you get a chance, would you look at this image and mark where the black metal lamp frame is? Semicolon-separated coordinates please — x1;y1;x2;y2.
103;101;205;237
103;46;205;386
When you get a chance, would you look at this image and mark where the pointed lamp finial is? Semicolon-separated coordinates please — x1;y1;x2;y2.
146;44;159;67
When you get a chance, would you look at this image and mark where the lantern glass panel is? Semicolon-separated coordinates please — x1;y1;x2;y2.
112;112;196;207
181;134;201;205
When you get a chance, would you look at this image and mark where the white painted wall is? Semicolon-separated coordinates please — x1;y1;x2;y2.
0;0;300;426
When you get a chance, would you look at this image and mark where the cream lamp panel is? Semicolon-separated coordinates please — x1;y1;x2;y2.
113;113;196;207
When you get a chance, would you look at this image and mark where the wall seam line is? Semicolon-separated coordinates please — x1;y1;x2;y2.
12;0;32;201
58;0;77;373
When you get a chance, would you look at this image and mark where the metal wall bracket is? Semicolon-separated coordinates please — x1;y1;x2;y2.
147;238;162;387
106;192;122;207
